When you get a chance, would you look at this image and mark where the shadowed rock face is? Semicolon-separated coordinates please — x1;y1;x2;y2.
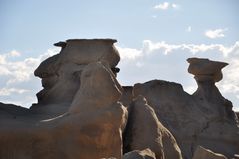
123;148;156;159
187;57;237;122
0;62;127;159
123;95;182;159
192;146;228;159
26;39;122;122
0;39;238;159
33;39;120;107
133;58;239;159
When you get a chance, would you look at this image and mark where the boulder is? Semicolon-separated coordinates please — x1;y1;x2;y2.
123;148;156;159
192;146;228;159
123;95;182;159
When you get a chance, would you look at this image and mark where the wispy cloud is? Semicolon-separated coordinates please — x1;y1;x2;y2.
154;2;170;10
0;88;29;96
205;28;228;39
119;40;234;58
116;46;142;60
0;48;59;84
154;2;179;10
186;26;192;32
172;3;179;9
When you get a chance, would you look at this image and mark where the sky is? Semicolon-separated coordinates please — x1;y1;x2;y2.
0;0;239;111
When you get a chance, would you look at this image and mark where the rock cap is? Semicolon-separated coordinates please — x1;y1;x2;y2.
187;57;228;82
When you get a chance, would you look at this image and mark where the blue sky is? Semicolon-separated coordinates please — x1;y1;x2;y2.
0;0;239;110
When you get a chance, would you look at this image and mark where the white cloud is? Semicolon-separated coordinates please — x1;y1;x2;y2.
172;3;179;9
136;62;144;68
136;40;234;56
0;48;60;85
9;50;21;57
186;26;192;32
0;66;11;75
0;88;29;96
116;46;142;60
139;40;237;57
154;2;179;10
117;40;239;111
154;2;170;10
152;15;157;18
205;28;227;39
0;48;59;107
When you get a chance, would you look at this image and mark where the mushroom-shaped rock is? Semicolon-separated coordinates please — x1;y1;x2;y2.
187;58;229;103
187;57;228;82
58;39;120;68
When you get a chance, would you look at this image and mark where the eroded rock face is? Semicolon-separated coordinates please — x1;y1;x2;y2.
187;58;237;122
0;62;127;159
120;86;133;108
123;95;182;159
133;58;239;159
1;40;238;159
123;148;156;159
69;62;123;114
192;146;228;159
33;39;120;107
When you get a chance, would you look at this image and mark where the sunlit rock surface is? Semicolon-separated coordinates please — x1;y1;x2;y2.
192;146;228;159
123;148;156;159
0;39;238;159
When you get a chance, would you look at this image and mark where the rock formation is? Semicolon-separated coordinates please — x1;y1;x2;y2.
32;39;120;117
0;61;127;159
192;146;228;159
123;148;156;159
0;39;238;159
123;95;182;159
133;58;239;159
